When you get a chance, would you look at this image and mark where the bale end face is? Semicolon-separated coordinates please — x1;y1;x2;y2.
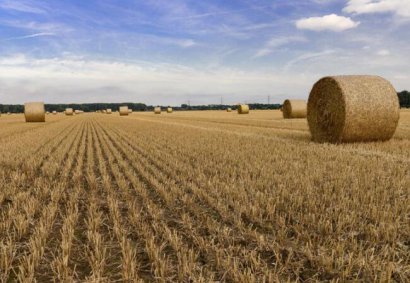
307;75;400;143
24;102;45;122
167;107;173;113
154;107;161;114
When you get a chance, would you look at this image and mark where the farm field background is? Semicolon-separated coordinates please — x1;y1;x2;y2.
0;110;409;282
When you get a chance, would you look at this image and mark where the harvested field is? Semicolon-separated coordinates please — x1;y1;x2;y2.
0;110;409;282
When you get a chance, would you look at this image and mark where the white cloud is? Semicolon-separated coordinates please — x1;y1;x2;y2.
254;36;306;58
344;0;410;17
0;54;311;105
296;14;360;31
377;49;390;56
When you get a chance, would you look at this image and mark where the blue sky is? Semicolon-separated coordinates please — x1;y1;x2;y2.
0;0;409;105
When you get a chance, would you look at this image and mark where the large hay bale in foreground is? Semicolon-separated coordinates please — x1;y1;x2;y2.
154;107;161;114
65;108;74;116
107;109;112;114
282;100;307;119
237;104;249;114
307;75;400;143
167;107;173;113
24;102;45;122
119;106;129;116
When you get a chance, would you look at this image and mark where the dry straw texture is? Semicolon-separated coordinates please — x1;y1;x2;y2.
65;108;74;116
154;107;161;114
24;102;45;123
226;108;232;112
282;100;307;119
119;106;129;116
237;104;249;114
307;75;400;143
167;107;173;113
107;109;112;114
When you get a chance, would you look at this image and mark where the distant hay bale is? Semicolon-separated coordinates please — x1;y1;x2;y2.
226;108;232;112
154;107;161;114
282;100;307;119
237;104;249;114
75;110;82;115
52;111;57;115
107;109;112;114
307;75;400;143
24;102;45;123
102;110;106;114
7;112;11;115
128;109;133;114
167;107;173;113
46;111;50;115
65;108;74;116
119;106;129;116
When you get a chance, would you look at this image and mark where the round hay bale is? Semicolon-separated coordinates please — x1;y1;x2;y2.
7;112;11;115
307;75;400;143
154;107;161;114
167;107;173;113
226;108;232;112
107;109;112;114
46;111;50;115
128;109;133;114
282;100;307;119
52;111;57;115
65;108;74;116
237;104;249;114
75;110;81;115
119;106;129;116
24;102;45;122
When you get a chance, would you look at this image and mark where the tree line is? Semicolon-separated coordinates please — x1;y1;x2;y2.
1;92;409;113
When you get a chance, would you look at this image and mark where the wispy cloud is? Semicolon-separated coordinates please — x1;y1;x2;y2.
284;49;337;71
0;0;47;14
254;36;307;58
344;0;410;17
2;32;55;42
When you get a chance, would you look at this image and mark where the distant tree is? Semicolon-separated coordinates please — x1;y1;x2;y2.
398;91;410;108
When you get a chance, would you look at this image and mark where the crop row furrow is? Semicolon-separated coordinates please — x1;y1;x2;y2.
12;121;86;282
94;119;276;281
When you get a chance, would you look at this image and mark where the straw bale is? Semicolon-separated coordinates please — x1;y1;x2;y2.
237;104;249;114
24;102;45;122
282;100;307;119
119;106;129;116
307;75;400;143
